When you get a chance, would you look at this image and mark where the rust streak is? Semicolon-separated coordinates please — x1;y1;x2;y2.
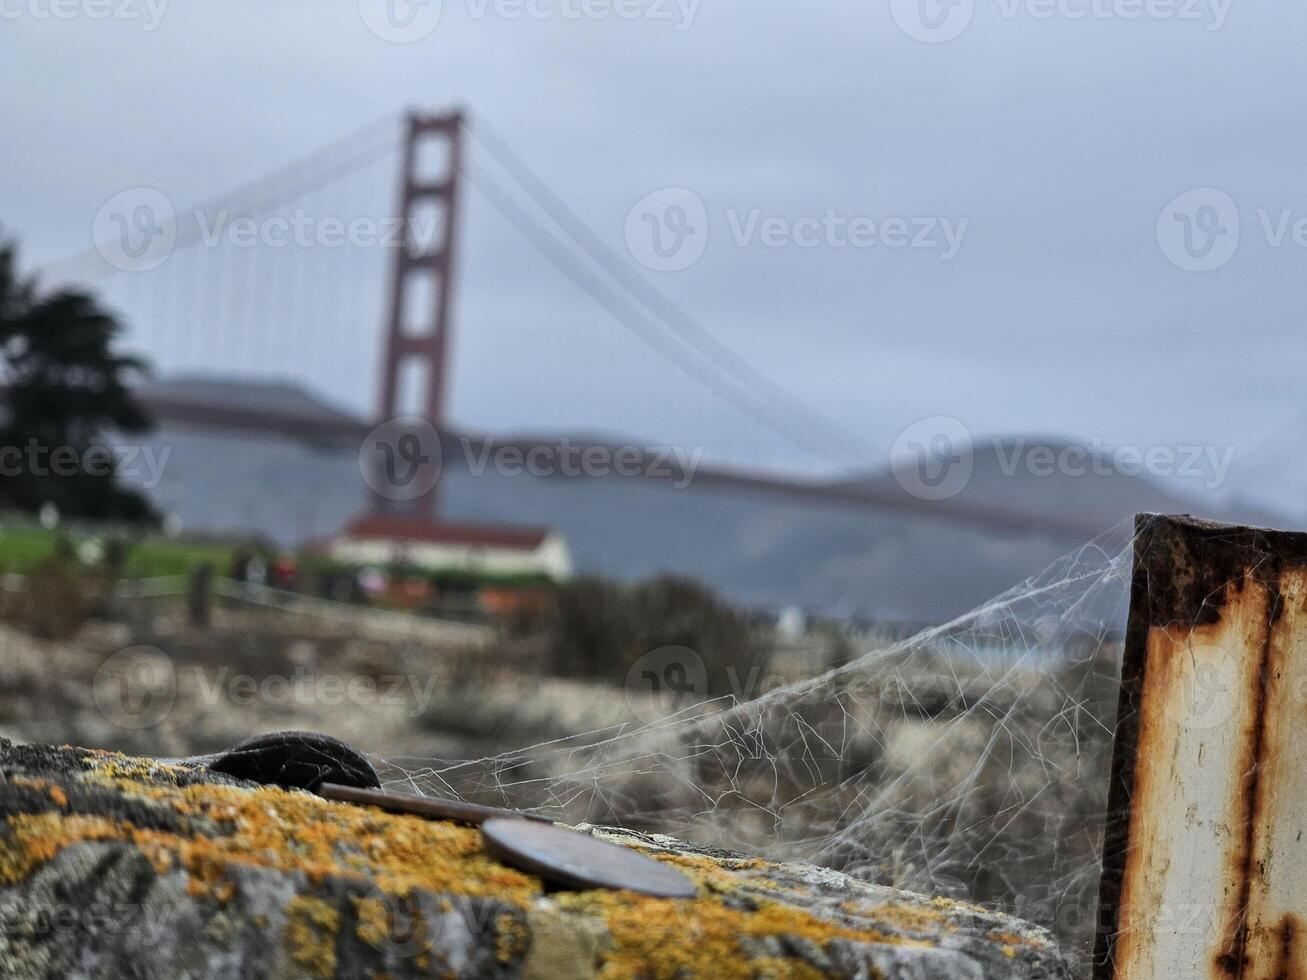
1216;569;1283;979
1273;916;1299;980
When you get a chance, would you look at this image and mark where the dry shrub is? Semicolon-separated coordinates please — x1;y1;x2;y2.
8;555;86;640
547;574;767;697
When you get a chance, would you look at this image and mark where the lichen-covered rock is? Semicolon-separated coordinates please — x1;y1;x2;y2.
0;739;1071;979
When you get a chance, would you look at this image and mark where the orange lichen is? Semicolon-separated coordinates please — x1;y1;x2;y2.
0;754;987;979
858;899;957;937
987;928;1042;959
747;957;832;980
0;813;125;884
555;888;929;980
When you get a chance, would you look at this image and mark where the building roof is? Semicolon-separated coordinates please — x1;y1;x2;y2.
341;515;552;551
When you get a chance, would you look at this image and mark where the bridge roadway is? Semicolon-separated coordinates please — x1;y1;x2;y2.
139;389;1107;540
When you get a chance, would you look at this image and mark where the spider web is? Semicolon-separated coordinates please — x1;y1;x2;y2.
375;522;1136;972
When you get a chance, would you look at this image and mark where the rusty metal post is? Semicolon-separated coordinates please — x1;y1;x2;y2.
1096;514;1306;980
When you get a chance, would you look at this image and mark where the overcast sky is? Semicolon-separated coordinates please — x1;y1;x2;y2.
3;0;1305;509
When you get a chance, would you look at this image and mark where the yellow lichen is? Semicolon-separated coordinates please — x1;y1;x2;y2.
496;910;530;964
286;895;340;978
352;894;395;951
0;758;991;979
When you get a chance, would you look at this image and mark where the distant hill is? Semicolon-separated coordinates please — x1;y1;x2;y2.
1217;415;1307;525
142;376;360;424
119;378;1295;623
837;435;1287;532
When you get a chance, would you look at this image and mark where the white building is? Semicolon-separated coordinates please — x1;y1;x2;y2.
331;516;573;581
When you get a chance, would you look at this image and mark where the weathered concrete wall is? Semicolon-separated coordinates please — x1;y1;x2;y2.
0;739;1071;979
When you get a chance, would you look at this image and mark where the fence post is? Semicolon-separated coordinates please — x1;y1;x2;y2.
188;563;212;628
1095;514;1306;979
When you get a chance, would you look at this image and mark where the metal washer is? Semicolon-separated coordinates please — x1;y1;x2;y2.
481;818;697;899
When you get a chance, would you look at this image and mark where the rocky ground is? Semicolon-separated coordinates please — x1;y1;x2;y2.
0;594;1117;973
0;739;1073;979
0;603;639;763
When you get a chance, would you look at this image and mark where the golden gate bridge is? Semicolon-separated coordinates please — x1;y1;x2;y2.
43;107;1101;539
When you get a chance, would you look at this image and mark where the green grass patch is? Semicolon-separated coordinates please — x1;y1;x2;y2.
0;524;62;571
0;521;233;578
0;521;558;589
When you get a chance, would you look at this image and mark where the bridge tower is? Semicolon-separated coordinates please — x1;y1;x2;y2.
373;108;464;519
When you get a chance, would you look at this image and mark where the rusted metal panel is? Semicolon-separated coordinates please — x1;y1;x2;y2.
1095;515;1307;980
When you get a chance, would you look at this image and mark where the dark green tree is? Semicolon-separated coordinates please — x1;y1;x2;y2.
0;237;157;522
